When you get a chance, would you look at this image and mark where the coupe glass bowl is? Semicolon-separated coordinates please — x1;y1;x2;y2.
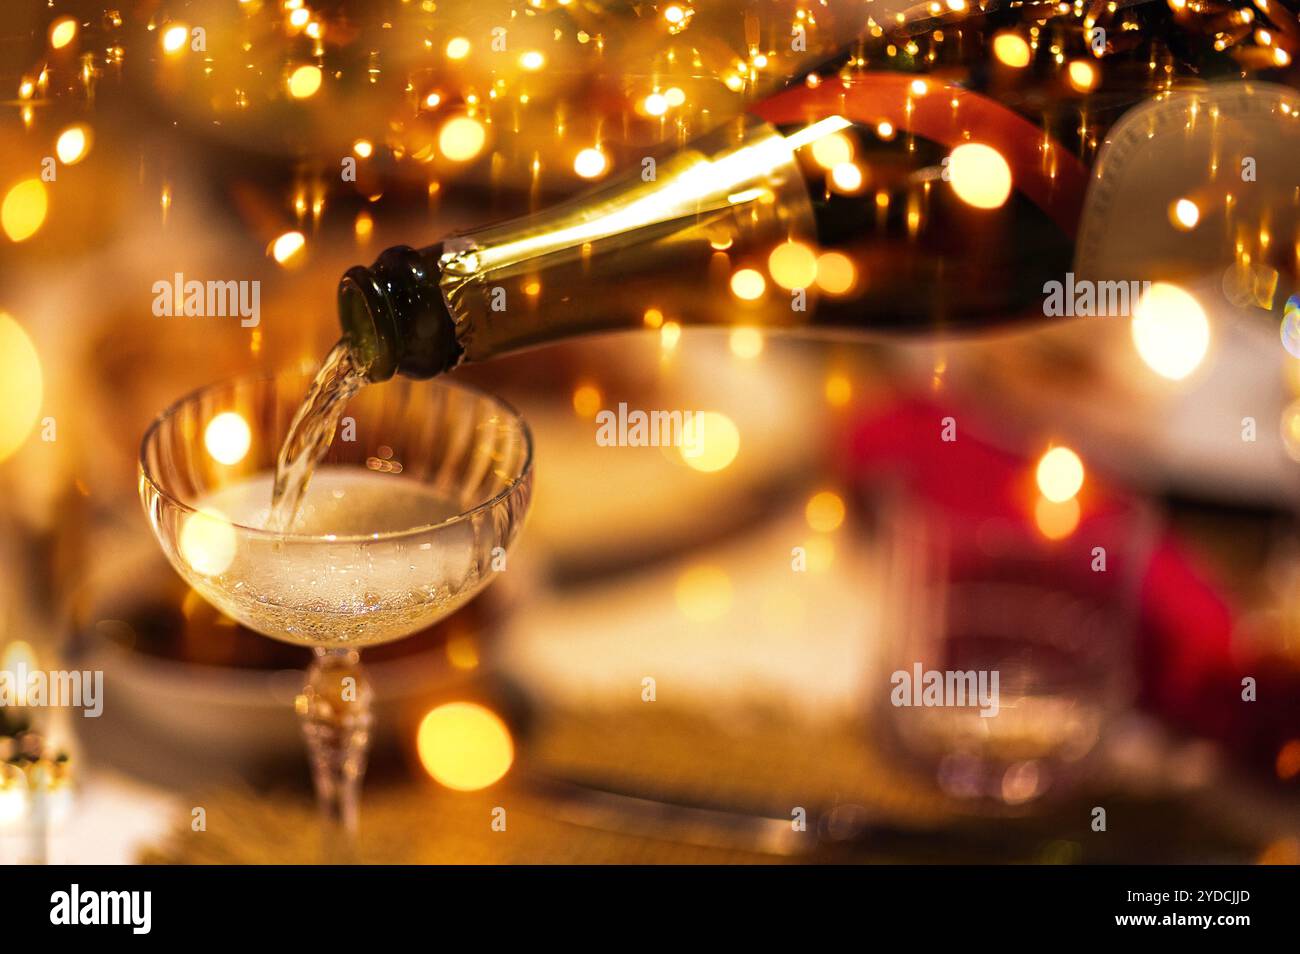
139;367;532;849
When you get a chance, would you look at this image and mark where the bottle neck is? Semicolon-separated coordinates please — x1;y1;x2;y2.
338;244;460;381
339;113;816;380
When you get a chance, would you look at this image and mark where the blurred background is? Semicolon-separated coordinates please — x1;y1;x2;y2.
1;0;1299;863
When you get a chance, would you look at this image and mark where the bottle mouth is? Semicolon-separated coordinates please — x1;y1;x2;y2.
337;245;463;382
338;266;399;382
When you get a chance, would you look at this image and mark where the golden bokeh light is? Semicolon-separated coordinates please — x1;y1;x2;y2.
417;702;514;791
288;65;323;98
439;116;486;161
49;17;78;50
1036;446;1085;503
1067;60;1097;92
1170;197;1199;230
643;92;669;116
2;179;48;242
0;314;43;462
805;491;846;532
179;508;237;577
571;383;602;418
815;251;857;295
993;32;1032;68
674;565;732;621
354;210;373;240
829;162;864;193
947;143;1012;210
352;139;373;158
680;411;740;472
730;267;767;301
55;125;91;165
519;50;545;71
643;307;664;329
161;24;190;54
204;412;252;466
810;132;853;168
270;230;306;264
573;147;608;179
767;241;818;290
1131;282;1210;381
446;36;471;59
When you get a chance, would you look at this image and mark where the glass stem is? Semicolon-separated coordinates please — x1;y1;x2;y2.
297;647;372;857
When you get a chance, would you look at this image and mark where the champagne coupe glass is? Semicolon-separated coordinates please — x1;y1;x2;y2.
139;368;532;854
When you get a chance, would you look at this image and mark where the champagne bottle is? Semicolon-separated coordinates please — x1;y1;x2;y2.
337;7;1295;382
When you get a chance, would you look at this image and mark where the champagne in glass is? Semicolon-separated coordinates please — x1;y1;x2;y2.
140;371;532;852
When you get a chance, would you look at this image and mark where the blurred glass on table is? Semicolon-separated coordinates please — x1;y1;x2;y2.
872;487;1153;809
